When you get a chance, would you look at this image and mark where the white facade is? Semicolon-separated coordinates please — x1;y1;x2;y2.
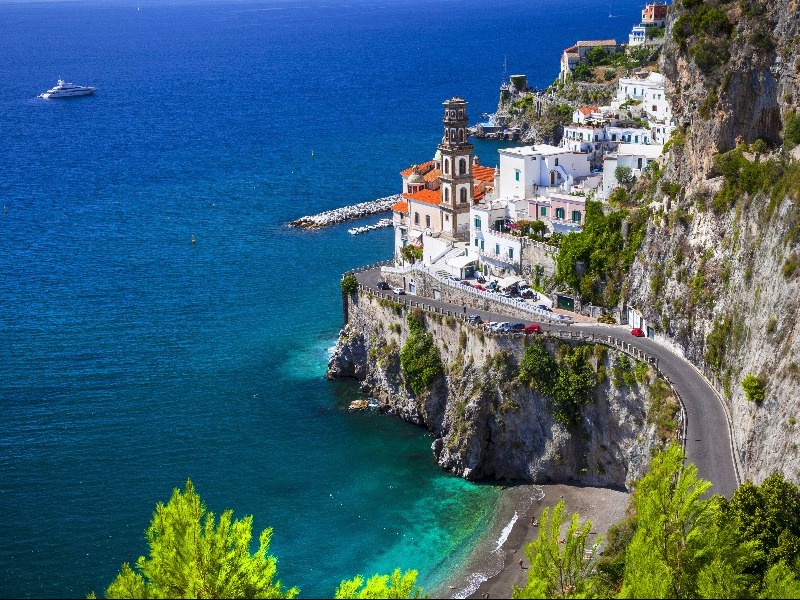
602;143;662;197
497;145;593;198
468;202;522;274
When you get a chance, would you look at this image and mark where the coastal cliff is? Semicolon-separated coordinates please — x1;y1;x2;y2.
620;0;800;484
328;292;678;487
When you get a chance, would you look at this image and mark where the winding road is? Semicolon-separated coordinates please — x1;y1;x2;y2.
354;267;740;497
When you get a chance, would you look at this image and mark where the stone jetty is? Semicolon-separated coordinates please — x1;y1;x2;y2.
289;194;401;229
348;218;393;235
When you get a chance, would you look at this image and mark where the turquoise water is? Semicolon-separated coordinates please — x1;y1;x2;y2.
0;0;643;596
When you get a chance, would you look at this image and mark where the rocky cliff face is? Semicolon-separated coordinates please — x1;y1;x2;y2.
328;293;673;487
627;0;800;484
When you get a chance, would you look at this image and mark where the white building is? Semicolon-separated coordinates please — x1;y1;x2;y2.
497;144;593;198
602;143;662;197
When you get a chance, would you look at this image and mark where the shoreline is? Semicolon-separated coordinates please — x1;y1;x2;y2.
432;483;630;599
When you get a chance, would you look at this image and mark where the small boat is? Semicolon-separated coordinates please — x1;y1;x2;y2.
39;79;96;99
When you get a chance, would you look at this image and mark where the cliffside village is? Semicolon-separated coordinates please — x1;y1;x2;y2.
391;26;675;288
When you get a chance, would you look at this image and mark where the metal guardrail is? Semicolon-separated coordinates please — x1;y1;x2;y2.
379;262;571;324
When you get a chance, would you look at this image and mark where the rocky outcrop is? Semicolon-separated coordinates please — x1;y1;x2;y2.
623;1;800;484
328;292;671;487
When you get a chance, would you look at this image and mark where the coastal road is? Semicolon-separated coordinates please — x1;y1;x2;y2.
353;267;739;497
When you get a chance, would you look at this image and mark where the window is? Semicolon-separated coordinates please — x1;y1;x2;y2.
540;207;547;217
495;243;500;255
652;105;657;112
555;207;565;219
572;211;581;223
612;134;617;141
508;247;514;259
444;159;449;175
460;188;467;203
459;129;465;142
515;170;520;182
459;159;466;175
474;217;481;230
637;157;643;169
425;215;430;227
414;212;419;224
480;240;484;251
444;188;450;202
474;238;479;247
635;135;639;143
554;158;559;166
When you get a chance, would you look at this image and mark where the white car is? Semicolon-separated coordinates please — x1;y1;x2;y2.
392;287;405;295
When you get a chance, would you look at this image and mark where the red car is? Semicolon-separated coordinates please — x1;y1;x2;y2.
524;324;541;334
631;328;645;337
474;284;487;291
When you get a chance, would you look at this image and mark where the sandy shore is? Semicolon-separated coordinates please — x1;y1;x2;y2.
432;484;630;599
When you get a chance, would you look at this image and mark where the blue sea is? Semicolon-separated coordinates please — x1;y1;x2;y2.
0;0;643;597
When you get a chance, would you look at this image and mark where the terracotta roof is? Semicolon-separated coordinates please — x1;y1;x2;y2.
563;45;578;53
577;105;599;115
576;39;617;47
400;160;435;177
392;200;408;213
472;165;496;182
403;189;441;206
423;169;441;183
473;181;486;201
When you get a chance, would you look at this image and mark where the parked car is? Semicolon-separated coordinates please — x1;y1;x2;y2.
508;323;526;332
631;327;645;337
537;304;552;312
392;287;405;295
488;322;509;332
476;275;486;284
467;315;483;325
521;289;537;299
524;324;541;334
376;281;390;290
474;284;487;291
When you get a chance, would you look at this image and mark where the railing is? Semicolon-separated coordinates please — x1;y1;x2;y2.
343;259;394;276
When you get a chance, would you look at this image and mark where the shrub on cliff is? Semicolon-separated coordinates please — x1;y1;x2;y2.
742;374;765;402
400;313;443;396
341;274;358;296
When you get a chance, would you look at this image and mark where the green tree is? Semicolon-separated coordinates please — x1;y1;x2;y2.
620;444;714;599
614;166;634;187
102;480;298;599
399;313;443;396
760;561;800;599
334;569;422;599
341;274;358;296
513;500;600;599
400;244;423;264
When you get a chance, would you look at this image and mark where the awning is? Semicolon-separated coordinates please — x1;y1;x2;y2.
447;254;477;269
408;230;423;240
499;275;524;288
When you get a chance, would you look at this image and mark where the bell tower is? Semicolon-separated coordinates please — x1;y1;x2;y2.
437;97;473;240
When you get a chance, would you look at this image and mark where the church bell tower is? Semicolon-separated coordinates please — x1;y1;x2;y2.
437;97;473;240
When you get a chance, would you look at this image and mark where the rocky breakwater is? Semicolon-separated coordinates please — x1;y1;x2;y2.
290;195;401;229
328;291;680;487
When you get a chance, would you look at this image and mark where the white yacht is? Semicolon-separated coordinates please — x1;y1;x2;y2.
39;80;96;99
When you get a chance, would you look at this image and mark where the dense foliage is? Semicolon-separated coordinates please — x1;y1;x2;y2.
400;244;423;264
741;374;765;402
98;480;298;599
399;310;444;396
554;201;646;306
341;274;358;296
94;480;422;599
515;445;800;599
334;570;421;599
519;342;599;429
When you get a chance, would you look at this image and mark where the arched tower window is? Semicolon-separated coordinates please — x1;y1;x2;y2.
460;188;467;203
459;159;466;175
450;128;456;141
459;129;465;142
444;159;450;175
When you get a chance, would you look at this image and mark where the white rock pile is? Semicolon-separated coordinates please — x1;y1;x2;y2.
290;195;401;229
